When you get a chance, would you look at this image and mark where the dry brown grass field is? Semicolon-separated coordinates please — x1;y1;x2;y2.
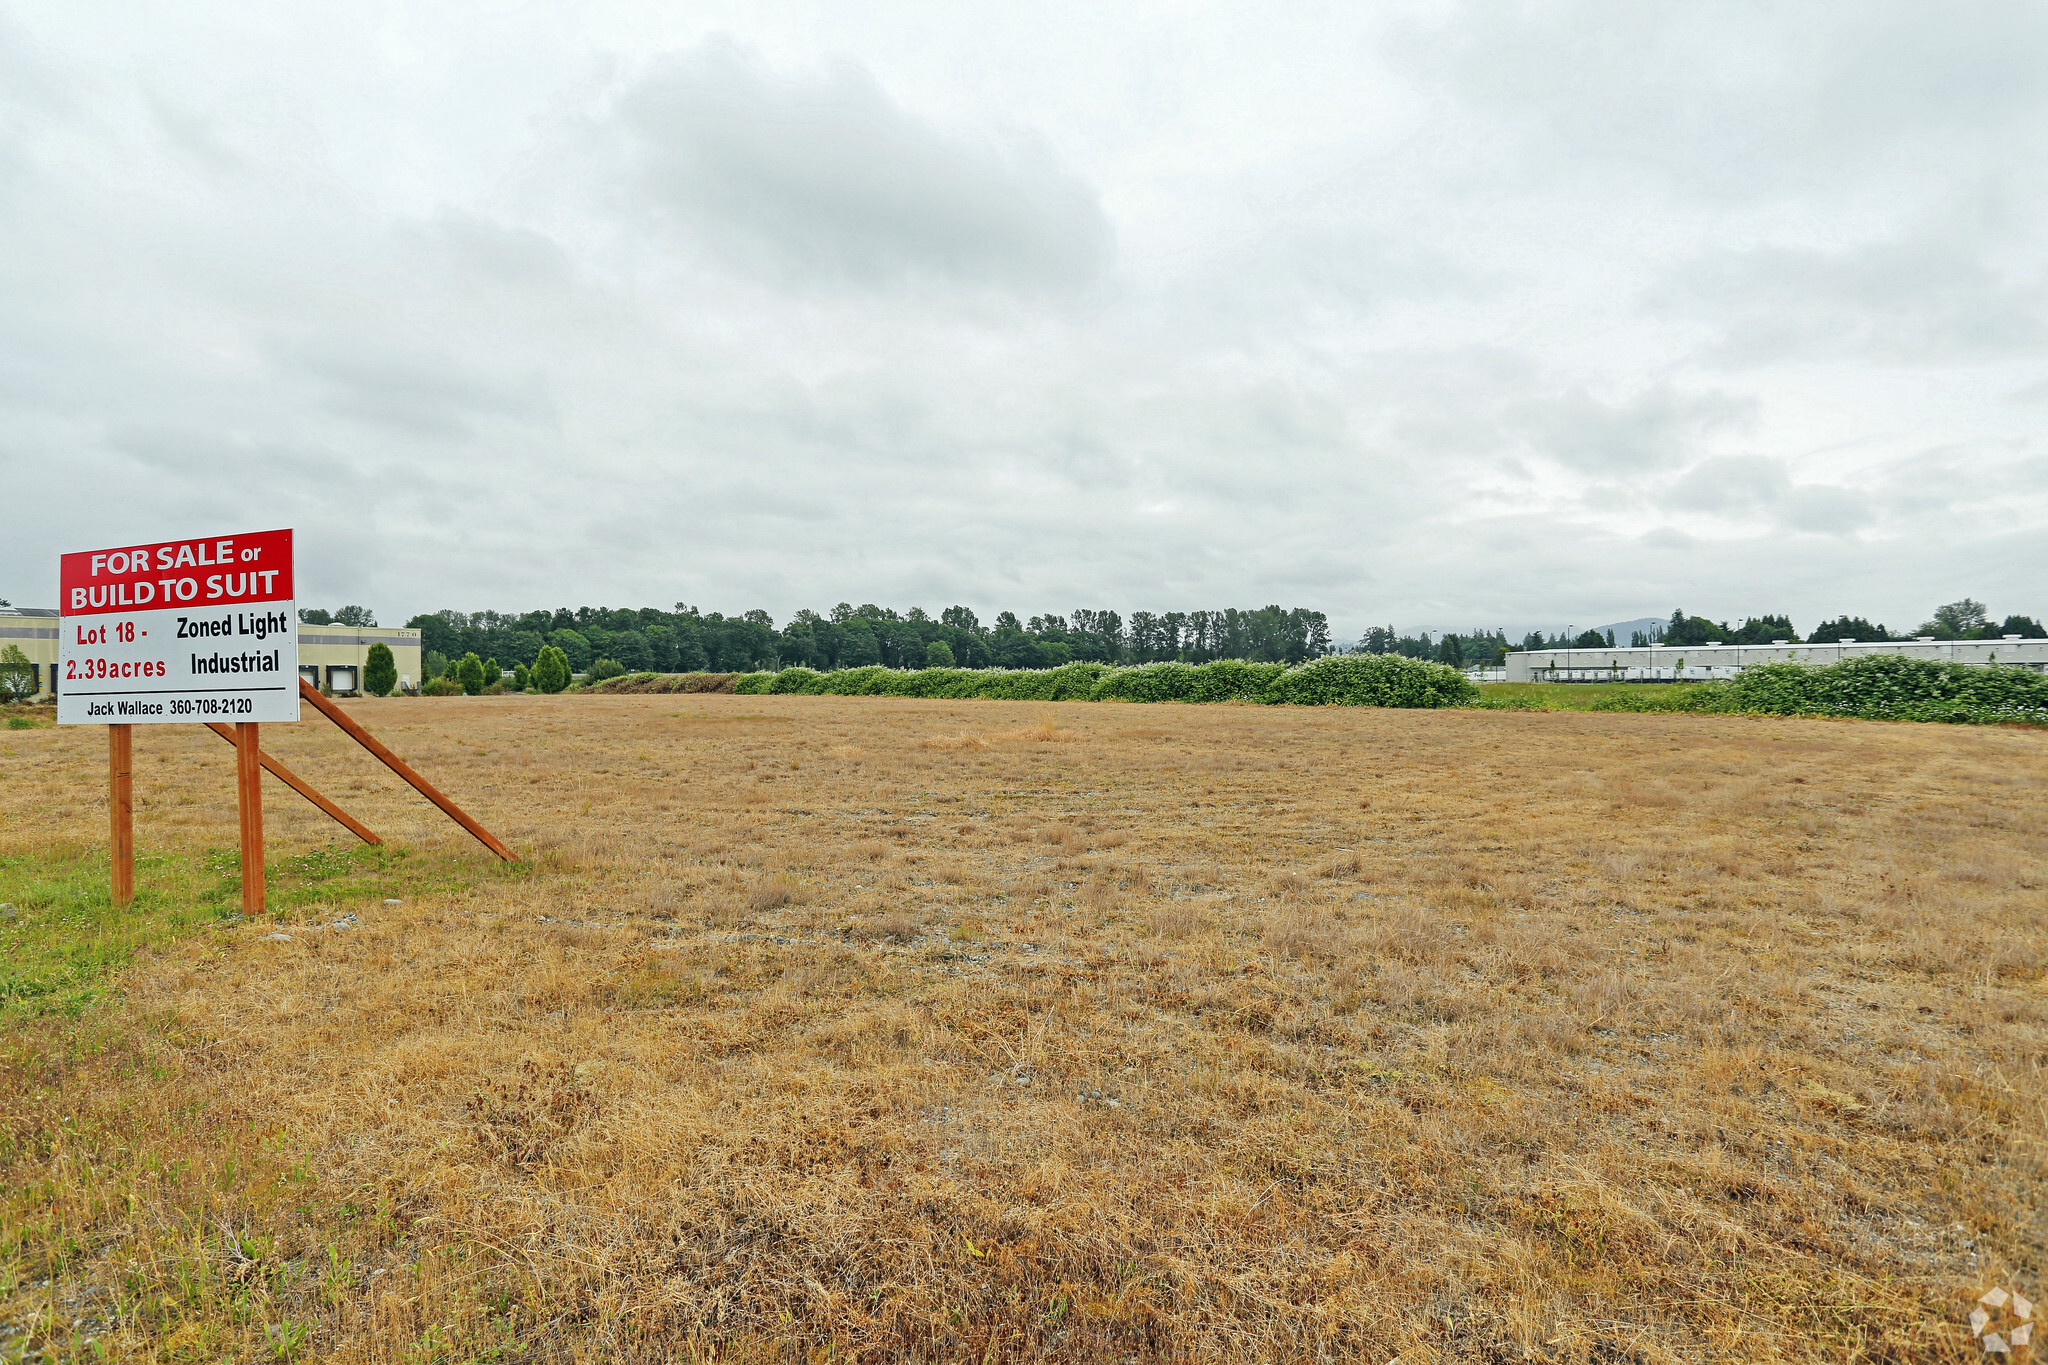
3;694;2045;1362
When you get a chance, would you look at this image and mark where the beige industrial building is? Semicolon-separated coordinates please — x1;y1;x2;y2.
0;607;58;699
1506;636;2048;682
1;608;421;699
295;624;424;695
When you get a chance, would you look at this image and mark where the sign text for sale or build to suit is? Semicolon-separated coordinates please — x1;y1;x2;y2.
57;528;299;725
55;524;510;917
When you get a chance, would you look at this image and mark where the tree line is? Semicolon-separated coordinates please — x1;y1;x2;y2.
290;595;2041;686
373;603;1335;681
1355;627;1514;668
1410;600;2046;662
1612;601;2042;649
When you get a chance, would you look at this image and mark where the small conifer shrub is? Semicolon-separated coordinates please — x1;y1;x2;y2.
363;642;398;697
531;646;572;694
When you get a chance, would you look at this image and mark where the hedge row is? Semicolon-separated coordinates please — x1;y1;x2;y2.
583;655;1477;707
1717;655;2048;723
1581;656;2048;725
583;672;743;695
582;654;2046;725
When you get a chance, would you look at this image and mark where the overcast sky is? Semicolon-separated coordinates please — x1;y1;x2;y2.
3;2;2044;641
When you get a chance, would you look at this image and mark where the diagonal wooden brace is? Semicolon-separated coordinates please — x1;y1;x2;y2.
297;679;518;861
205;722;383;846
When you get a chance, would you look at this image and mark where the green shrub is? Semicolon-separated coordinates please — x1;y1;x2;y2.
511;663;530;691
1178;660;1287;703
1720;655;2048;724
817;666;893;696
584;671;739;694
1549;657;2048;724
1045;662;1112;699
531;646;571;694
1090;662;1204;703
677;656;1478;710
963;668;1054;700
363;642;398;697
0;645;37;703
422;676;465;697
1270;654;1478;708
925;640;955;668
880;667;967;698
587;657;627;682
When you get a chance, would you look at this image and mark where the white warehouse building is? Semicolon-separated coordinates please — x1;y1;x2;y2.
1506;636;2048;683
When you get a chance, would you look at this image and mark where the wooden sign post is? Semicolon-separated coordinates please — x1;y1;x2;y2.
236;722;265;915
60;528;298;913
109;723;133;907
58;528;515;914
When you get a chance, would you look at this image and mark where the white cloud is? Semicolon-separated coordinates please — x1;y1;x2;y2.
1662;233;2048;368
614;40;1112;292
0;3;2044;640
1514;386;1757;475
1661;456;1873;535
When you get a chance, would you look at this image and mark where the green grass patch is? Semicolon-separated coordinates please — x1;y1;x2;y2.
1472;682;1716;712
0;842;492;1022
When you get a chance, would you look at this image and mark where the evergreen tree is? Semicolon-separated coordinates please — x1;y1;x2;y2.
363;642;398;697
532;645;571;694
457;652;486;695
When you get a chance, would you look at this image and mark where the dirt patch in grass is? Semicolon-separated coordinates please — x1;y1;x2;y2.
1;694;2043;1361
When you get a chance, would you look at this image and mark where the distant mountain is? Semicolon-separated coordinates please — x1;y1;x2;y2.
1591;617;1665;642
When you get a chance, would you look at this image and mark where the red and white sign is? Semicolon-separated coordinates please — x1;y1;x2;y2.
58;528;299;725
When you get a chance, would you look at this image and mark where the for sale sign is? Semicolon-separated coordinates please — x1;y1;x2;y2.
57;528;298;725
